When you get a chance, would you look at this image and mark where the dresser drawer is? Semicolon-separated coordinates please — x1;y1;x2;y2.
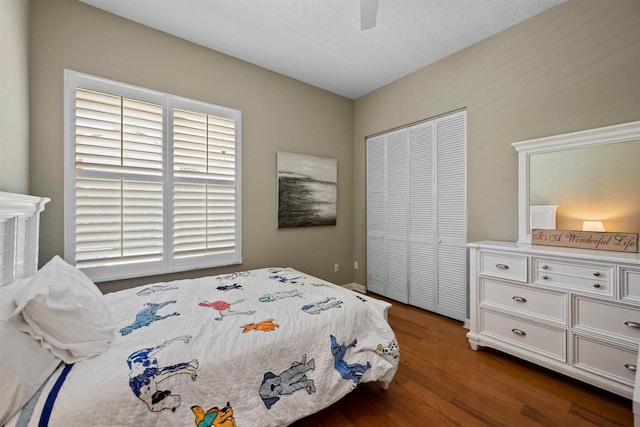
574;297;640;342
621;268;640;304
534;258;611;280
480;310;566;361
573;335;637;386
480;278;566;324
533;258;613;297
480;252;528;282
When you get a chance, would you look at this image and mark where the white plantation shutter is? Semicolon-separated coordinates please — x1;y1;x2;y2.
65;71;241;282
171;100;239;262
75;89;163;175
173;183;236;258
74;88;164;269
75;178;163;267
173;109;236;180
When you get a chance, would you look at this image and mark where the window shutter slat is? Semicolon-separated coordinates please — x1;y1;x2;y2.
122;97;163;176
173;183;236;258
75;88;163;176
174;109;208;177
75;178;163;268
173;108;236;180
66;72;241;281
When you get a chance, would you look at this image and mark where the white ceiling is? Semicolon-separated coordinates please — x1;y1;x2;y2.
80;0;565;99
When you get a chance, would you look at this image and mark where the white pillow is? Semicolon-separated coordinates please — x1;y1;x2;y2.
7;256;115;363
0;278;61;425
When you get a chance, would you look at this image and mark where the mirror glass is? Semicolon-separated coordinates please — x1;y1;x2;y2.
529;139;640;234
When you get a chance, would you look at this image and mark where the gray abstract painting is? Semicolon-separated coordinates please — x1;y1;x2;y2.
277;151;337;228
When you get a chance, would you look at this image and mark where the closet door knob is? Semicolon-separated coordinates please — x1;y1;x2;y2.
511;328;526;336
512;296;527;303
496;264;509;270
624;321;640;329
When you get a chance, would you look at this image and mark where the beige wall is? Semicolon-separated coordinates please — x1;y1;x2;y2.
22;0;640;290
28;0;354;291
353;0;640;284
1;0;30;193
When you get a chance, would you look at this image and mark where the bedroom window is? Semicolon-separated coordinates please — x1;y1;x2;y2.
64;70;241;282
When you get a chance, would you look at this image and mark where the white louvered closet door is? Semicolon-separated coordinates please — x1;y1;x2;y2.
366;110;466;321
385;129;409;303
366;135;386;296
408;121;436;311
434;111;467;321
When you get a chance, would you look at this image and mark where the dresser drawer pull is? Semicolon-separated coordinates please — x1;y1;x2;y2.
512;296;527;303
625;364;637;372
593;283;601;288
624;321;640;329
542;275;548;280
511;328;526;336
593;272;600;277
541;265;549;270
496;264;510;270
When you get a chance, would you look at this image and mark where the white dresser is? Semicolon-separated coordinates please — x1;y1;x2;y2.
467;240;640;399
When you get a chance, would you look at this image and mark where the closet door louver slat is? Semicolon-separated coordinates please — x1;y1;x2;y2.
434;112;467;320
408;121;436;312
366;135;386;296
366;110;466;322
385;129;409;303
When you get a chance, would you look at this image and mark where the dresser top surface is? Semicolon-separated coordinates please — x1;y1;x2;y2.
469;240;640;265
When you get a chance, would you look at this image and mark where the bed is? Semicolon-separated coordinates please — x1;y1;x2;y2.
0;192;399;427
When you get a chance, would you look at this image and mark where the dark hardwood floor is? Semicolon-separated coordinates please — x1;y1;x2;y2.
292;295;633;426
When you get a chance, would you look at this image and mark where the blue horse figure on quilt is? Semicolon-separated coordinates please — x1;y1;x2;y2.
330;335;371;385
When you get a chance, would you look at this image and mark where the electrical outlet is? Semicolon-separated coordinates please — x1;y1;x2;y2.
354;261;359;270
334;263;339;272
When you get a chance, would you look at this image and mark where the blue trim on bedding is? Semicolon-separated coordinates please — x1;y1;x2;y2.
38;364;73;427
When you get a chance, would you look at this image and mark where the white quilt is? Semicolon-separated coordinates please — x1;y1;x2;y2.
9;268;399;427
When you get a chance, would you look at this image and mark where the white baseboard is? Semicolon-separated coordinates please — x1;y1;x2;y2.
342;286;470;329
343;282;366;294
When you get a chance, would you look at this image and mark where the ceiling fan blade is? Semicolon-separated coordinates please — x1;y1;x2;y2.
360;0;379;31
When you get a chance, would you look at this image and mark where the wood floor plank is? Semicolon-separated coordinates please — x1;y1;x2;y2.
292;295;634;426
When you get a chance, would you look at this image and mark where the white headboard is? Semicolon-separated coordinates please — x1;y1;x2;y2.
0;192;49;285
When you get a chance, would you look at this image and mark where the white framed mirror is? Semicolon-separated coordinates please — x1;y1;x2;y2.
512;120;640;244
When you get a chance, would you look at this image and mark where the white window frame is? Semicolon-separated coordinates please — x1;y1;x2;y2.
64;70;242;282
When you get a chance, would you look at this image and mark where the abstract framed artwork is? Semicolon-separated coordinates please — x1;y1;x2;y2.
277;151;337;228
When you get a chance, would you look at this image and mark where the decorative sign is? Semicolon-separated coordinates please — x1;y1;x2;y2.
532;229;638;253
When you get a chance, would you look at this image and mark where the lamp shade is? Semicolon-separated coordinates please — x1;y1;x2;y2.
583;221;605;232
